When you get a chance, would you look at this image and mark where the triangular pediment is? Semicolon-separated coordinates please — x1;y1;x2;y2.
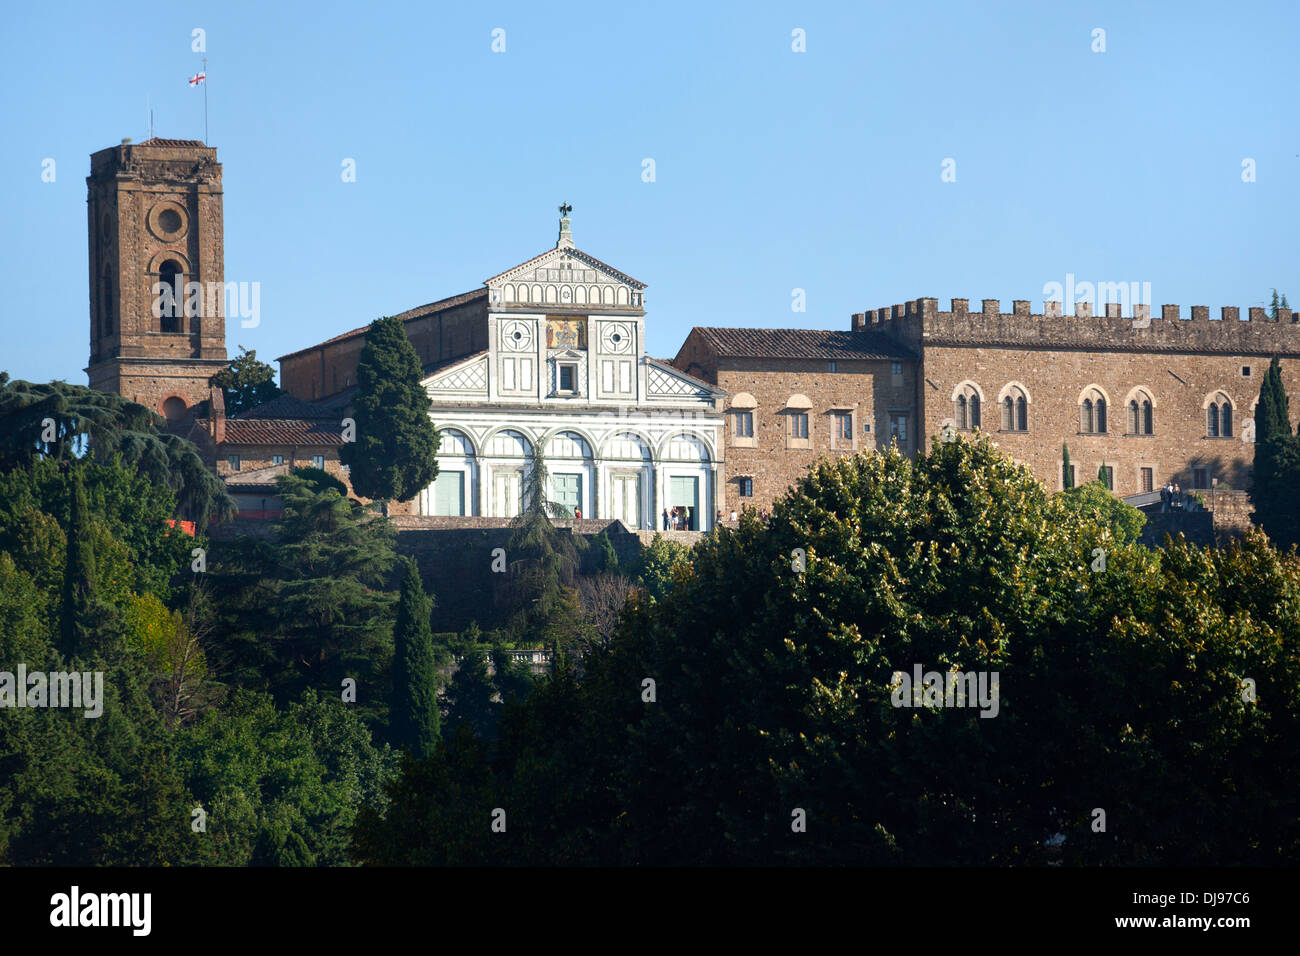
645;359;724;402
486;246;645;310
422;353;488;396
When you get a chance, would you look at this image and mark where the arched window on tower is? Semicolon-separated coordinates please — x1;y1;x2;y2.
1017;396;1028;431
999;385;1029;431
101;271;114;336
1208;403;1220;437
956;395;967;430
158;260;183;333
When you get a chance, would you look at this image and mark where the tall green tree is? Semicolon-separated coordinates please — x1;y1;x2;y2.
1255;356;1291;443
1062;442;1073;490
1250;357;1300;548
391;558;440;758
209;345;283;416
338;316;440;505
206;473;397;727
59;465;98;659
1269;288;1290;320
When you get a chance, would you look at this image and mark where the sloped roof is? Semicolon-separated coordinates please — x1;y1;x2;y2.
276;288;488;361
231;393;336;420
485;246;645;289
223;419;344;447
692;327;915;361
645;357;726;395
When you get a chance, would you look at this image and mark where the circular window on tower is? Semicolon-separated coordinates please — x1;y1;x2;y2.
147;201;189;242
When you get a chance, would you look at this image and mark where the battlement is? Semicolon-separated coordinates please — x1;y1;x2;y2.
850;298;1300;356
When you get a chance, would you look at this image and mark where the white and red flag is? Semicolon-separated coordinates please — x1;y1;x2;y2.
188;72;206;86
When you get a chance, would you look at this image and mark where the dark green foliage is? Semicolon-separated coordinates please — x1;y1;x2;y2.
338;316;440;503
58;466;98;659
0;376;235;528
1250;357;1300;548
392;558;440;758
497;450;582;646
205;473;397;728
292;465;347;497
209;345;283;416
1062;442;1073;490
175;690;397;866
357;434;1300;865
1255;356;1291;444
594;530;620;573
1251;434;1300;549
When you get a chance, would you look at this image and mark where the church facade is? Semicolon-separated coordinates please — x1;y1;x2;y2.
275;210;727;530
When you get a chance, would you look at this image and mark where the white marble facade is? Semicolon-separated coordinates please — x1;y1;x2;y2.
416;216;727;531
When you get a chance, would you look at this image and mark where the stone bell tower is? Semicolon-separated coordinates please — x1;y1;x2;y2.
86;137;228;423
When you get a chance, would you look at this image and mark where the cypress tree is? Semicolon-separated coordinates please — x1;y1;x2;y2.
340;315;441;506
1251;357;1300;546
392;557;440;758
1062;443;1073;490
59;465;97;658
1255;356;1291;443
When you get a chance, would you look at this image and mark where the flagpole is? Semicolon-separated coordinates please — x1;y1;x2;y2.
203;57;208;143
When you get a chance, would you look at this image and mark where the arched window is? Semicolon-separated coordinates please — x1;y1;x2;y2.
1079;387;1107;433
952;383;982;430
158;260;183;333
1206;393;1234;437
998;384;1030;432
1125;389;1155;435
101;271;114;336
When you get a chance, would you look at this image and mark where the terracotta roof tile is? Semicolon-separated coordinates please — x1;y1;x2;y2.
223;419;344;447
693;327;915;361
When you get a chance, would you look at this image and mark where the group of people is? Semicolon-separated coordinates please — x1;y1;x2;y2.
1160;481;1193;512
662;506;694;530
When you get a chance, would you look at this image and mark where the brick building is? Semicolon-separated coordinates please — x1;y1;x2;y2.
673;328;917;510
85;138;228;421
675;297;1300;514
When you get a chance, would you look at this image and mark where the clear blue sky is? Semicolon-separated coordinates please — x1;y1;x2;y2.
2;0;1296;385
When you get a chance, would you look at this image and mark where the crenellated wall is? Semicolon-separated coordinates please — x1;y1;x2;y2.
853;298;1300;356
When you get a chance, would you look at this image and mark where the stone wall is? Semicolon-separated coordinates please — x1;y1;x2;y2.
705;355;914;512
